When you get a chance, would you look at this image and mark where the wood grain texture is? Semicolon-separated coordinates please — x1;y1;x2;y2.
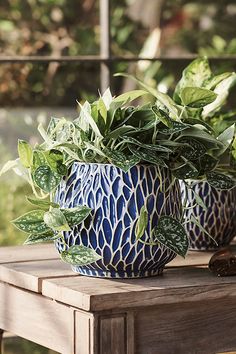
0;282;74;354
135;298;236;354
99;315;126;354
0;259;76;292
0;244;57;264
75;310;97;354
42;267;236;311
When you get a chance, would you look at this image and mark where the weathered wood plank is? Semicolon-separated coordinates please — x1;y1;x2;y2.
99;315;126;354
42;267;236;311
0;282;74;354
0;259;76;292
135;298;236;354
75;311;97;354
0;244;57;264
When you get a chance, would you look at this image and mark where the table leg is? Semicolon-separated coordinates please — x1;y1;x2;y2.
0;329;4;354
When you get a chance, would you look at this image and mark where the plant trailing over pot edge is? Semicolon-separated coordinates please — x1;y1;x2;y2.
1;59;236;272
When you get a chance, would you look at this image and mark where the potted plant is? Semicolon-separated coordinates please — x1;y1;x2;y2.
173;58;236;250
1;68;234;277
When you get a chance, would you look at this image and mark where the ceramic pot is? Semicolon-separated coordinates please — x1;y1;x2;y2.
55;163;182;278
181;181;236;251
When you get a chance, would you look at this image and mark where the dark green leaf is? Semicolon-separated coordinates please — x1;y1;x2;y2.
158;121;188;135
44;208;71;231
152;106;172;127
153;216;189;258
104;149;140;172
61;245;102;266
180;127;222;146
199;154;218;172
135;206;148;240
62;206;91;227
12;210;49;234
24;230;59;244
179;138;206;160
180;87;217;108
172;162;199;179
123;136;172;153
206;171;236;190
18;140;33;168
33;165;61;193
129;145;167;167
26;197;59;209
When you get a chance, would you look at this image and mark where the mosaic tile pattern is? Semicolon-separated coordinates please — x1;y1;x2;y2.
181;181;236;250
55;163;182;278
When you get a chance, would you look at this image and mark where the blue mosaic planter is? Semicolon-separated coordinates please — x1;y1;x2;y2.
55;163;182;278
181;181;236;251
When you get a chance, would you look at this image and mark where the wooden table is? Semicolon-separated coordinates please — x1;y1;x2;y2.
0;244;236;354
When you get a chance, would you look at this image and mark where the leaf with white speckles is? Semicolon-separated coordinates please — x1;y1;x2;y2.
44;208;71;232
61;245;102;266
12;210;49;234
24;230;60;244
62;206;91;227
206;171;236;190
153;216;189;258
33;165;61;193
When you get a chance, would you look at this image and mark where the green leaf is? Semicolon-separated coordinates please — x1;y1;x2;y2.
205;72;232;90
24;230;59;244
206;171;236;190
129;145;167;167
32;151;47;171
33;165;61;193
44;149;67;176
77;101;103;138
26;197;59;209
113;89;148;104
12;210;49;234
135;206;148;240
179;87;217;108
190;189;207;211
114;73;179;119
152;106;172;127
179;127;222;146
179;138;206;160
123;136;172;153
18;140;33;168
174;57;212;102
61;245;102;266
153;216;189;258
188;215;217;245
158;121;188;135
216;124;235;156
44;208;71;232
172;162;199;179
98;97;107;122
105;149;140;172
198;154;218;172
62;206;91;227
203;73;236;117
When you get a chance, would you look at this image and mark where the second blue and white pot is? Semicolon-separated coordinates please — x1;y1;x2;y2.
55;163;182;278
181;181;236;251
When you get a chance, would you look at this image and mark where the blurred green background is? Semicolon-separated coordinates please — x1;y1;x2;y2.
0;0;236;352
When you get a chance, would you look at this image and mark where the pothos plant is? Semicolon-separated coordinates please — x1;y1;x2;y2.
1;60;236;265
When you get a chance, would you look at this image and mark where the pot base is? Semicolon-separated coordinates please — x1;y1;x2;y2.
71;266;164;278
